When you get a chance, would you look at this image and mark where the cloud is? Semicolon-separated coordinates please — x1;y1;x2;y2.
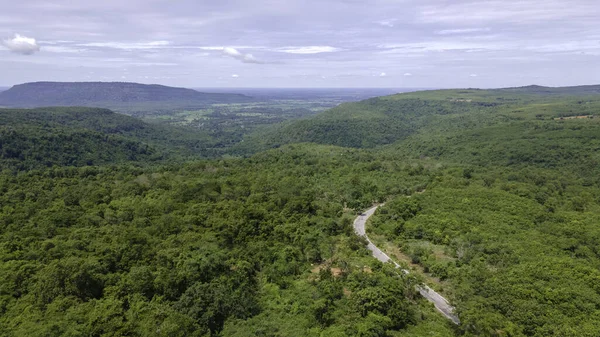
404;73;413;77
127;62;179;67
524;40;600;53
376;20;395;28
436;28;491;35
197;46;230;51
418;0;596;25
378;41;501;54
1;34;40;55
79;41;170;50
1;0;598;88
232;74;239;78
275;46;343;54
42;45;85;53
223;47;262;64
470;74;478;77
379;72;387;77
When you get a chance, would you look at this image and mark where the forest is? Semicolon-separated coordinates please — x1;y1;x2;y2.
1;85;600;336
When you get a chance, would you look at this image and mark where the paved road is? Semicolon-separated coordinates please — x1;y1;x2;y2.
354;205;460;325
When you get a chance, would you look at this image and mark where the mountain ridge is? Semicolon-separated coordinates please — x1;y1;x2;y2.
0;81;253;110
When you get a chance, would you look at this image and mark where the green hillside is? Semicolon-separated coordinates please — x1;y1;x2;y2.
230;86;600;335
381;88;600;176
2;85;600;336
0;144;454;337
498;84;600;96
238;85;600;154
0;107;217;170
234;98;447;152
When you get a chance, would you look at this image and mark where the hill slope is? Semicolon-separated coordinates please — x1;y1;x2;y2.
0;82;253;114
237;84;600;154
1;86;600;336
0;107;215;170
235;84;600;336
497;84;600;95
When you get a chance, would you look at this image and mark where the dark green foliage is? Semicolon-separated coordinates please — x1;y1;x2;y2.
3;84;600;336
240;85;600;156
0;145;443;336
374;171;600;336
0;107;221;170
237;98;489;152
372;138;600;335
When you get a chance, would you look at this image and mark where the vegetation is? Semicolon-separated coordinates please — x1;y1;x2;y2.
0;145;453;336
1;85;398;156
365;87;600;336
239;85;600;153
0;82;253;112
1;84;600;336
0;107;225;170
370;162;600;336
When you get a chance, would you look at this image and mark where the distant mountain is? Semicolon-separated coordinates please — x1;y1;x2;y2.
497;84;600;95
0;82;253;114
0;106;217;170
0;87;8;92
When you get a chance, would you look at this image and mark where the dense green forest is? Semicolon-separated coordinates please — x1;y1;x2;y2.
236;86;600;154
0;145;455;336
1;85;600;336
0;107;224;170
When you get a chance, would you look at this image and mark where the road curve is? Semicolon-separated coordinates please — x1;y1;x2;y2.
354;205;460;325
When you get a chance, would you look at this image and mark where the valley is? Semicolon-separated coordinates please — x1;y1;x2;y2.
0;83;410;159
1;83;600;336
3;0;597;335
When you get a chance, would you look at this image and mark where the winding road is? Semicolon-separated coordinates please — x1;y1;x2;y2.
354;205;460;325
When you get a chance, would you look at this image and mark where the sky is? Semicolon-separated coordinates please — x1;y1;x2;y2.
0;0;599;88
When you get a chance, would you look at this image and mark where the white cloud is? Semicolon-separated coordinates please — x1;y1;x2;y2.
185;46;259;51
79;41;170;50
275;46;342;54
379;41;502;54
42;45;84;53
418;0;596;25
1;34;40;55
470;74;478;77
376;20;395;28
404;72;413;77
379;72;387;77
524;40;600;53
127;62;178;67
437;28;491;35
232;74;239;78
197;46;229;51
223;47;262;64
39;40;75;45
